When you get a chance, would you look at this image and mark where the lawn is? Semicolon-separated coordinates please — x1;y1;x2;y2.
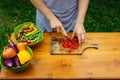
0;0;120;54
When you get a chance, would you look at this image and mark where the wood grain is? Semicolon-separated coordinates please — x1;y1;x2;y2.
50;37;98;55
0;32;120;79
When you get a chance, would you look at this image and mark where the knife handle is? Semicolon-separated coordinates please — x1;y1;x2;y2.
60;29;65;36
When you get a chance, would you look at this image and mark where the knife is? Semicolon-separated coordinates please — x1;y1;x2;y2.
60;29;78;45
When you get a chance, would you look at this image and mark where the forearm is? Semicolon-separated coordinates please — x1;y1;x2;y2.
76;0;89;24
30;0;56;21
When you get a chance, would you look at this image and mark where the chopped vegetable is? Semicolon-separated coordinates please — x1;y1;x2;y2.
22;26;29;30
17;50;31;65
16;34;20;40
25;24;37;36
4;58;13;67
20;30;24;35
14;22;43;46
72;36;79;44
22;38;27;43
59;36;79;52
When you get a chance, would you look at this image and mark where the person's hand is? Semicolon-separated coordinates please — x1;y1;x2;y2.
72;23;86;45
50;17;67;36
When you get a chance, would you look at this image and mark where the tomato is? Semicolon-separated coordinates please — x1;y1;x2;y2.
2;47;16;59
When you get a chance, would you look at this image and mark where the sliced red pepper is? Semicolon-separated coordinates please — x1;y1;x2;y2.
27;41;33;44
60;36;79;52
72;36;79;44
23;26;29;30
22;39;27;43
16;34;20;40
20;30;24;35
30;27;34;32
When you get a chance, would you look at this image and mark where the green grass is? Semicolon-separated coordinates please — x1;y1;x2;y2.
0;25;13;54
0;0;120;55
0;0;36;26
85;0;120;32
0;0;36;55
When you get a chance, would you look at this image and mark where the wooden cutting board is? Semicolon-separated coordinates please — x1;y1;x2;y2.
50;37;98;55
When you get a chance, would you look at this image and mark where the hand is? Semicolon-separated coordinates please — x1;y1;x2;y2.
72;23;86;45
50;17;67;36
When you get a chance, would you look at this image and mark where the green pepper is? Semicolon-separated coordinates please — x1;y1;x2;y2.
25;24;37;36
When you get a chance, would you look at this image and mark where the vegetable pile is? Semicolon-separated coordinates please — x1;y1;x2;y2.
58;36;79;52
14;22;43;46
2;40;32;68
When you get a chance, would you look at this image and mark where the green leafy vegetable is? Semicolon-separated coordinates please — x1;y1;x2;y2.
14;22;43;46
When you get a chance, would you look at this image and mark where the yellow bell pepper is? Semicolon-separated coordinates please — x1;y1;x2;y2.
17;50;31;65
25;24;37;36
